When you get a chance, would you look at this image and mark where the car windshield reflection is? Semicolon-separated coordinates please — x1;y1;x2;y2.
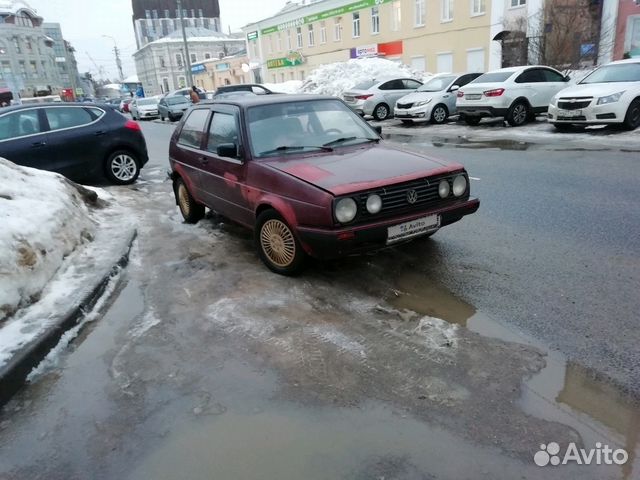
248;99;379;158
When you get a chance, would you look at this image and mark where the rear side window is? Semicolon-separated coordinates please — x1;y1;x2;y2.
515;69;545;83
379;79;404;90
206;112;238;154
0;110;44;141
403;79;422;89
178;109;209;149
471;71;514;83
45;107;94;130
456;73;482;87
542;69;566;82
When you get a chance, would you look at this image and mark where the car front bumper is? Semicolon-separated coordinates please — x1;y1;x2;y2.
394;104;431;120
139;110;159;118
296;198;480;260
547;103;625;124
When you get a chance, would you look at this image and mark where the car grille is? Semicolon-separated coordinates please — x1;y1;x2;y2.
397;102;414;109
353;173;467;223
558;97;592;110
557;115;586;121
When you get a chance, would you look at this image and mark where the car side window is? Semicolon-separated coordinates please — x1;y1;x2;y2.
252;86;268;94
0;110;43;141
403;79;422;89
456;74;481;87
206;112;239;154
542;69;565;82
515;69;544;83
45;107;94;131
379;80;403;90
178;109;210;149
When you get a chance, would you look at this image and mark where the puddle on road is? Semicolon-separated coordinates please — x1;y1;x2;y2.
385;271;639;478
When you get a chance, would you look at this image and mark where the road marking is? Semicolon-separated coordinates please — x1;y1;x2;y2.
470;176;481;181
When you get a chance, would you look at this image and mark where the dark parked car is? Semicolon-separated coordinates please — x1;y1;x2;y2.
158;95;190;121
0;103;148;184
213;84;275;97
169;95;479;274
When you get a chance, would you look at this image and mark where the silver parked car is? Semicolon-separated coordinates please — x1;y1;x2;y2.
343;77;423;120
394;72;483;125
130;97;160;120
158;95;190;122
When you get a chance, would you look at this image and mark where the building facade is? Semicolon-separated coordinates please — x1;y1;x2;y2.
243;0;503;84
191;52;250;91
43;23;82;94
0;0;61;98
132;0;222;49
614;0;640;59
133;27;244;95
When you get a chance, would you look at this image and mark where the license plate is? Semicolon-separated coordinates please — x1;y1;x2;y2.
387;215;440;244
465;94;482;100
558;109;582;117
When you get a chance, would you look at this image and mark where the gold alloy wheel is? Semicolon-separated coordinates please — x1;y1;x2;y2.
178;183;190;215
260;219;296;268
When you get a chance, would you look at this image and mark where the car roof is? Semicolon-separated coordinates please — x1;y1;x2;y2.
201;93;336;108
0;102;106;113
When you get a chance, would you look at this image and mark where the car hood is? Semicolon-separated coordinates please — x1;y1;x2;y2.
398;91;442;103
261;143;462;196
554;82;639;98
138;105;158;111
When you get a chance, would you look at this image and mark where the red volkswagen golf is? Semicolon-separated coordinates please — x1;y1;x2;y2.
169;95;479;275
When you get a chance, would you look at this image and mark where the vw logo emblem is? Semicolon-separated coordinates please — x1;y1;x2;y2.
406;189;418;204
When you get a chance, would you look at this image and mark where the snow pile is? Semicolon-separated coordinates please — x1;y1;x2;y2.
262;80;303;94
0;158;96;321
300;58;423;97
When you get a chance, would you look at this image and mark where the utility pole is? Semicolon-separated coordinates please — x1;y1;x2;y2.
177;0;193;87
103;35;124;81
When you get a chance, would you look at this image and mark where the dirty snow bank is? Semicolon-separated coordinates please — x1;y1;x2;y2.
300;58;428;97
0;158;96;320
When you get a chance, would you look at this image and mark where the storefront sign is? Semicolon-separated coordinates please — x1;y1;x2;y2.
350;41;402;59
261;0;393;35
353;44;378;57
267;51;305;69
247;30;259;41
191;64;207;74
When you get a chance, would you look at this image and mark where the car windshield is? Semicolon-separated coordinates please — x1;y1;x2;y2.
248;99;379;158
417;75;457;92
579;63;640;84
471;71;514;83
168;97;188;105
137;98;157;106
352;80;376;90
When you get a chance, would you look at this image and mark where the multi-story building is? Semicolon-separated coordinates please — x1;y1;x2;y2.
132;0;222;49
0;0;61;98
242;0;504;84
613;0;640;59
133;27;244;95
191;51;250;91
43;22;82;95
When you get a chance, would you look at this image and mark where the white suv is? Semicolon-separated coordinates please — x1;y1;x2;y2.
457;66;570;126
548;59;640;131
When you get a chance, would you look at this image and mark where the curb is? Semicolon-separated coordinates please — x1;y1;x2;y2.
0;229;138;407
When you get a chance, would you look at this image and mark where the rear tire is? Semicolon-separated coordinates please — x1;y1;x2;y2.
622;98;640;131
175;177;205;224
507;101;530;127
463;116;482;126
255;210;306;275
105;150;140;185
373;103;390;121
430;104;449;124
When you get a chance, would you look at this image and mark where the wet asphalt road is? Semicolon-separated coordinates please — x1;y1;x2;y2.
0;119;638;479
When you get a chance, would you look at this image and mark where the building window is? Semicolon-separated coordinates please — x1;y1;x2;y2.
152;10;158;19
371;7;380;34
178;76;186;88
308;24;315;46
320;21;327;43
41;60;47;78
159;56;166;67
176;53;183;67
165;9;170;18
162;77;170;92
29;60;37;77
19;60;26;78
472;0;486;13
13;37;21;54
280;73;285;82
510;0;525;6
190;53;197;63
296;27;303;48
272;74;276;83
285;30;291;50
334;17;342;41
191;9;195;17
199;9;203;17
300;70;305;80
145;9;151;19
205;52;211;59
352;12;360;38
415;0;426;26
442;0;454;21
277;32;282;51
391;1;402;31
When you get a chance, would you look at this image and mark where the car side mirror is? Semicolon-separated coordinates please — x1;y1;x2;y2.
373;126;382;136
449;85;460;92
217;143;238;158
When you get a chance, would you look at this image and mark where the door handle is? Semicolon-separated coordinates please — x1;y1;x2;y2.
94;130;105;136
31;141;46;148
199;156;209;164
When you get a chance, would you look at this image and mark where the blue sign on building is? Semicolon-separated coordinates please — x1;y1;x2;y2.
191;64;207;74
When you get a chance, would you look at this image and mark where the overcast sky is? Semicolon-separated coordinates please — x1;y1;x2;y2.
27;0;287;81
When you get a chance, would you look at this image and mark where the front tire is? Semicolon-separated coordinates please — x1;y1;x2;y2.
255;210;306;275
622;98;640;130
430;104;449;124
507;101;530;127
105;150;140;185
175;177;205;223
372;103;390;121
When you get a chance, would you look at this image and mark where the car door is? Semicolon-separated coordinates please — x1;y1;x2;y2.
447;73;482;112
514;68;547;108
173;108;211;200
199;105;252;226
378;79;407;107
540;68;570;109
42;106;110;178
0;107;50;169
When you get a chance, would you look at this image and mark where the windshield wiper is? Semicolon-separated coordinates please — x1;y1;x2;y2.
323;136;380;147
259;145;333;156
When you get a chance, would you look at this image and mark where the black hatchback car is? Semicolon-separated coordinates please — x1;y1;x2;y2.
0;103;148;184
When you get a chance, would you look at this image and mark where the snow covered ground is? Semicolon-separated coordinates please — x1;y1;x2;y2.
0;159;135;369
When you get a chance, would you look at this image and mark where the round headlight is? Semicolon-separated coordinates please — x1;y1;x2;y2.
335;197;357;223
438;179;450;199
452;175;467;197
366;194;382;214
